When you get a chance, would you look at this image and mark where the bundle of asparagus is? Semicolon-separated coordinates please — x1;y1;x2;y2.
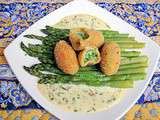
21;26;148;88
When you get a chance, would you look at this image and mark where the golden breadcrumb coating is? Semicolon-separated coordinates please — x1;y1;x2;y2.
69;28;104;51
78;47;101;67
54;40;79;75
100;42;121;76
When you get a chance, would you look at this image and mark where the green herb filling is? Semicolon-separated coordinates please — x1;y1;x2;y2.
76;31;89;40
84;49;98;64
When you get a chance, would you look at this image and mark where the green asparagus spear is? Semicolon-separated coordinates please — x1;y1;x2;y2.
41;26;69;36
103;33;129;38
104;37;135;41
105;80;133;88
119;42;145;49
24;34;45;41
119;62;148;70
105;41;137;44
116;67;146;75
22;26;148;88
121;56;148;65
101;30;119;34
121;51;141;57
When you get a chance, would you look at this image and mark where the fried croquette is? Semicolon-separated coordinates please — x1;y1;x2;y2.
100;42;121;76
54;40;79;75
69;28;104;51
78;47;101;67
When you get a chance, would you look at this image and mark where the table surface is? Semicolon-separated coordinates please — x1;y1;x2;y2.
0;0;160;120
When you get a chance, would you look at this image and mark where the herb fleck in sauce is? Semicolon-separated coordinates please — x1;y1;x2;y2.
38;84;125;113
38;14;125;113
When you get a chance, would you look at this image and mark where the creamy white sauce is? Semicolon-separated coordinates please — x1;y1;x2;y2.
54;14;110;30
38;84;125;113
38;14;126;113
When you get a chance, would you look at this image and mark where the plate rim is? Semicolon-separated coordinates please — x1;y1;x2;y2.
4;0;160;120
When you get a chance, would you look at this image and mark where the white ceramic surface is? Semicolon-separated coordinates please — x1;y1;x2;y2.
4;0;160;120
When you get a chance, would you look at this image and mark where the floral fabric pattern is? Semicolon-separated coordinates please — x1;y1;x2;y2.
0;1;160;120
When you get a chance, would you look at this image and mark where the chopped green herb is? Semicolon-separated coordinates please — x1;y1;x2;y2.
84;49;98;64
74;109;78;112
76;31;89;40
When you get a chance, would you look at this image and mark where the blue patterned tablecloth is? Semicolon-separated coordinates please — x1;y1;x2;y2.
0;1;160;111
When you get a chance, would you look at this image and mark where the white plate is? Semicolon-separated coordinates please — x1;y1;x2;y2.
4;0;160;120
